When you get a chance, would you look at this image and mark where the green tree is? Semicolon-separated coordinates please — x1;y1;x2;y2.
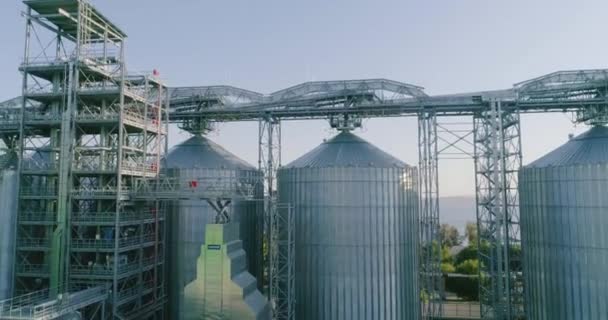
455;245;478;265
465;222;478;245
441;262;456;274
441;246;453;264
456;259;479;275
440;224;462;248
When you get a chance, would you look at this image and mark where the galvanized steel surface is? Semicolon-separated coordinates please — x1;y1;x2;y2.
284;131;407;168
165;135;264;320
278;131;420;320
520;125;608;319
0;169;17;300
526;126;608;167
165;135;255;170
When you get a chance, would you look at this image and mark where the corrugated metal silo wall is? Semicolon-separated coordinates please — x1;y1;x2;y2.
167;168;264;320
0;169;18;299
278;166;420;320
520;164;608;319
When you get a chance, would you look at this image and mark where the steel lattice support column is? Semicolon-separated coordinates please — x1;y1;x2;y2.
473;100;524;320
259;117;282;197
418;111;443;319
269;202;295;320
258;117;282;291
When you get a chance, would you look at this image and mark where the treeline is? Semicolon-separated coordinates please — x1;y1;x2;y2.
440;222;479;301
438;222;522;301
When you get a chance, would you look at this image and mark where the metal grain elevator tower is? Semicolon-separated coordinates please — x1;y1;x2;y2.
14;0;168;318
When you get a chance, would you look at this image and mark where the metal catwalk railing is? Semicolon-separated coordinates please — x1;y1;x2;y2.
0;285;108;320
131;175;260;200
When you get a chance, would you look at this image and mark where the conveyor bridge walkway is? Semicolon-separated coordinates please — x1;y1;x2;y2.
0;286;108;320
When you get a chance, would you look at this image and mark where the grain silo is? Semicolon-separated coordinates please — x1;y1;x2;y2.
519;125;608;319
277;130;420;320
0;152;18;300
165;134;264;320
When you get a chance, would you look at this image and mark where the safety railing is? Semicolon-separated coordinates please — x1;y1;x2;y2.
0;287;50;310
440;301;481;319
21;161;60;172
71;161;116;172
20;186;58;197
19;212;56;223
17;238;51;249
21;55;71;67
116;286;140;303
71;257;155;277
71;211;160;224
132;175;260;201
15;264;49;275
71;186;124;198
0;285;109;320
23;111;62;124
71;234;157;250
122;162;159;176
0;109;22;128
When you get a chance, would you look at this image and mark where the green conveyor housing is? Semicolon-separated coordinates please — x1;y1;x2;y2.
183;223;270;320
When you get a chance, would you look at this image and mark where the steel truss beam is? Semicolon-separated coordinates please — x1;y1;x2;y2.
474;100;524;320
418;110;442;319
436;119;475;160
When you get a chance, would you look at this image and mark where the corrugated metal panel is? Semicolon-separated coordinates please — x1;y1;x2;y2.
0;169;18;299
278;131;419;320
283;131;406;168
166;135;255;170
520;125;608;319
527;125;608;167
165;135;264;320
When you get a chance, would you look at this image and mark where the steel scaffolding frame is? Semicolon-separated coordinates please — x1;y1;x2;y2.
259;117;282;199
269;202;295;320
418;110;442;318
473;101;523;319
13;1;168;319
258;117;282;287
418;114;477;319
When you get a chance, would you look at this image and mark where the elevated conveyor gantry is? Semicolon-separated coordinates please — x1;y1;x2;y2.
162;70;608;320
4;69;608;320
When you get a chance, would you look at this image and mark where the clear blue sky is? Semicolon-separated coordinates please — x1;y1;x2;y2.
0;0;605;197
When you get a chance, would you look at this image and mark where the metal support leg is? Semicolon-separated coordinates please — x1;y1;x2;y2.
207;199;233;224
474;100;524;320
418;111;443;319
258;117;281;291
269;203;295;320
259;117;281;197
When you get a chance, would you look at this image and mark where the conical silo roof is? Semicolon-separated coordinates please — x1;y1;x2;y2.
284;131;408;168
526;125;608;168
165;135;255;170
